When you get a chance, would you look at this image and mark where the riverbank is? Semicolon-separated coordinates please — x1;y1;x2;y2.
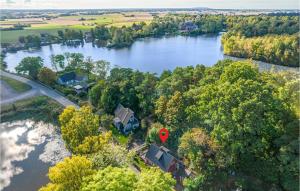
1;96;63;124
224;56;299;73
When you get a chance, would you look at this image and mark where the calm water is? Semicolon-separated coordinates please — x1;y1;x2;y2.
4;35;224;74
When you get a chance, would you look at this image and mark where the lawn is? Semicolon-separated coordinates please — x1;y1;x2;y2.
109;125;130;145
1;75;32;93
1;95;63;124
0;12;159;43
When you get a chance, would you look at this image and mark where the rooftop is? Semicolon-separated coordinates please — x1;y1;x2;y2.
145;144;176;172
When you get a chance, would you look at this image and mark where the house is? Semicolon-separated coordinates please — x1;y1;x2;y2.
113;104;139;135
180;21;198;32
57;71;87;86
144;144;191;183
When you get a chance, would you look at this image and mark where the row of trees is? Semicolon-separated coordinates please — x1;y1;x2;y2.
90;14;225;48
18;35;42;48
57;29;84;42
222;33;299;67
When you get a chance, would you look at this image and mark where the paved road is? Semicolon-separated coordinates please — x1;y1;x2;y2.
0;71;79;108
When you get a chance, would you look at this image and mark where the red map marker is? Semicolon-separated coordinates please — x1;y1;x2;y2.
159;128;169;143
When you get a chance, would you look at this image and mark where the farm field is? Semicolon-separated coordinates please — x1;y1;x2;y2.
0;12;159;43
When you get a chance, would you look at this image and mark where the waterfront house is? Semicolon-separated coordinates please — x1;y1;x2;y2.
180;21;198;32
113;104;139;135
57;71;87;86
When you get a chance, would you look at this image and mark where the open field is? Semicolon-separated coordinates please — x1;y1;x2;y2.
1;75;32;92
0;12;159;43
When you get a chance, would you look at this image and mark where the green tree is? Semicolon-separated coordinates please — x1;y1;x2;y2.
81;167;137;191
187;61;298;190
15;56;43;79
134;167;176;191
89;80;106;108
92;60;111;80
0;54;7;70
91;143;135;169
39;156;94;191
50;54;65;71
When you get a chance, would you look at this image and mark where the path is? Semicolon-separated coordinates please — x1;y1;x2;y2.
0;71;79;108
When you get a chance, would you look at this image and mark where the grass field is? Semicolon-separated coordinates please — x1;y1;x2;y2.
0;12;158;43
1;75;32;92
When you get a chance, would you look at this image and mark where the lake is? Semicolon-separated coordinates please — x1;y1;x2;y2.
0;121;70;191
4;35;224;74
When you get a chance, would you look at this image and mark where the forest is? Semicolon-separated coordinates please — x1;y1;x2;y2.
34;57;299;191
222;16;299;67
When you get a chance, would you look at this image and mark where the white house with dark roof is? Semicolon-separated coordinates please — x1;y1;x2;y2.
113;104;139;135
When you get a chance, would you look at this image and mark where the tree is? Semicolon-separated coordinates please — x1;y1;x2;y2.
99;114;114;129
65;53;84;70
134;167;176;191
89;80;106;107
91;143;135;169
178;128;218;173
81;167;137;191
155;91;185;126
146;122;164;143
37;67;56;85
75;131;112;154
92;60;111;80
15;56;43;79
0;54;7;70
50;54;65;71
187;61;298;190
59;106;99;152
39;156;94;191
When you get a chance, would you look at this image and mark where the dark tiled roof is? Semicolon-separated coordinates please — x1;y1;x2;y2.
114;104;134;126
58;72;76;83
145;144;176;172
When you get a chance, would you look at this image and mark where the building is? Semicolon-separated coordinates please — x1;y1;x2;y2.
57;71;87;86
180;21;198;32
113;104;139;135
144;144;191;183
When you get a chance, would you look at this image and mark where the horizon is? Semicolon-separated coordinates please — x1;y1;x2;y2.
1;0;299;10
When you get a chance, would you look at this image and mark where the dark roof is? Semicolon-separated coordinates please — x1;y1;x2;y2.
58;72;87;83
58;72;76;83
145;144;176;172
114;104;134;126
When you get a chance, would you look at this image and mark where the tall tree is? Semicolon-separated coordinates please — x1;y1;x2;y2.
15;56;43;79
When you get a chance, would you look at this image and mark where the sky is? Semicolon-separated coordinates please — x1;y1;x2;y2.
1;0;299;9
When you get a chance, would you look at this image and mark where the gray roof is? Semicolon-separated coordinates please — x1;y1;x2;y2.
114;104;134;126
145;144;176;172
